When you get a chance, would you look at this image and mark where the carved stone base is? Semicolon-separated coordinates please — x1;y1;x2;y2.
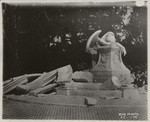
91;45;133;85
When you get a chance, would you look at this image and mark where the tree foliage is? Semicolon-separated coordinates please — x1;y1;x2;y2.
3;3;147;80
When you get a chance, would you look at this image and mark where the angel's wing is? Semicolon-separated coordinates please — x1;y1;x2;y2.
85;30;101;53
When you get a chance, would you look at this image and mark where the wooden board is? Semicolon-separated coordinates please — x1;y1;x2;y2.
16;70;58;92
4;75;28;94
16;73;47;92
29;82;58;96
42;70;58;86
3;73;42;86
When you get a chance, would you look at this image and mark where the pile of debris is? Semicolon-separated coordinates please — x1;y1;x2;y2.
3;64;147;106
4;65;94;95
3;65;96;106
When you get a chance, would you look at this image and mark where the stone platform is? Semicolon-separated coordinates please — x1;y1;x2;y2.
56;82;143;100
56;83;122;98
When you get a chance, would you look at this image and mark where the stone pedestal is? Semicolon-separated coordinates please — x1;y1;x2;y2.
91;45;133;85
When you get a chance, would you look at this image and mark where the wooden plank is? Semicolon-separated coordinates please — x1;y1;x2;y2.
42;70;58;86
3;78;13;85
3;75;28;94
13;73;42;80
29;82;58;96
4;78;24;89
16;72;47;92
4;75;27;90
3;73;42;86
16;71;58;92
24;72;47;90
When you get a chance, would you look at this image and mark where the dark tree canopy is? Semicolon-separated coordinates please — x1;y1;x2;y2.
3;3;147;80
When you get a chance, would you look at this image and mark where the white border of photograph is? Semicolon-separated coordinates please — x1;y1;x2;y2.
0;0;149;121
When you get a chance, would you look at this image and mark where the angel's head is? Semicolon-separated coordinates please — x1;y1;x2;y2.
102;32;116;43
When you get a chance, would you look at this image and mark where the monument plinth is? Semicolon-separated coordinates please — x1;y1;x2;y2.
91;44;133;85
56;30;137;100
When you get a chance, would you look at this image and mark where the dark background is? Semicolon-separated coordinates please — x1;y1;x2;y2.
3;3;147;80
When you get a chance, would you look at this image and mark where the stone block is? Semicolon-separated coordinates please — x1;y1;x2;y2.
64;82;102;90
71;71;93;83
123;88;140;99
85;97;97;105
56;65;73;83
56;86;122;98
